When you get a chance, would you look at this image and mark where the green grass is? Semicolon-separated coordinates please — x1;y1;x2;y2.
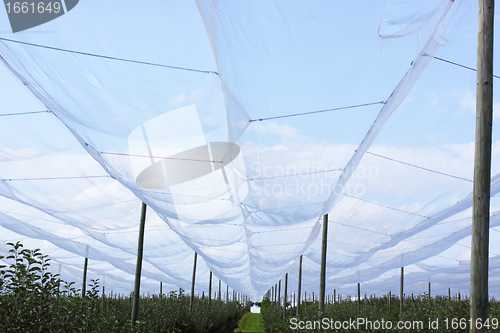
234;312;264;333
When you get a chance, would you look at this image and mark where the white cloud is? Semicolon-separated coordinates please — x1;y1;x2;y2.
249;121;299;138
168;90;204;106
168;93;187;105
0;148;40;162
454;88;500;121
456;88;475;114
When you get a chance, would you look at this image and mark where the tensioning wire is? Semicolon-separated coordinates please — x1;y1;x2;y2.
365;151;472;182
99;151;223;164
428;54;500;79
247;168;344;181
435;254;460;262
0;110;50;117
1;175;110;181
330;220;390;236
248;100;386;122
0;37;219;75
57;199;141;213
0;209;68;225
342;193;430;219
454;242;500;257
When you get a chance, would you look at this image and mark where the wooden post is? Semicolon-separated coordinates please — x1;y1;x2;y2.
226;285;229;303
82;257;88;297
319;214;328;313
334;289;336;304
428;282;431;299
278;280;281;307
400;267;404;314
102;286;105;313
448;288;451;299
160;282;162;297
283;273;288;319
296;255;303;316
190;252;197;313
275;283;278;304
208;271;212;307
472;1;494;331
357;283;361;314
218;280;221;301
131;202;147;326
389;291;392;313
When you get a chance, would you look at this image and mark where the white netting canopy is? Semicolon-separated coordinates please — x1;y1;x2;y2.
0;0;499;300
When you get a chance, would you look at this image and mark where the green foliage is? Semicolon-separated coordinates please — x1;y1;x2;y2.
136;290;246;332
0;241;63;332
262;294;500;333
261;299;271;314
0;242;249;332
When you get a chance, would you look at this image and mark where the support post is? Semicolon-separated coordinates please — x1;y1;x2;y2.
400;267;404;314
190;252;197;313
357;283;361;313
131;202;147;326
209;271;212;307
160;282;162;297
296;255;303;316
389;291;392;313
283;273;288;319
319;214;328;313
471;2;494;332
226;285;229;303
102;286;105;313
334;289;336;304
219;280;221;301
278;280;281;307
428;282;431;299
275;283;278;304
82;257;88;297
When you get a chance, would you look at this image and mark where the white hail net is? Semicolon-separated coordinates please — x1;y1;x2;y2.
0;0;499;300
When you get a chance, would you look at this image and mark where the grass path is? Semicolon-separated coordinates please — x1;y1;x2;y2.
234;312;264;333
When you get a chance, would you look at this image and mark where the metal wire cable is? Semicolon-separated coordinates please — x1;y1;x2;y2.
1;175;110;181
249;101;386;122
365;151;472;182
247;168;343;181
99;151;222;164
0;37;219;75
0;110;50;117
342;193;430;218
428;54;500;79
